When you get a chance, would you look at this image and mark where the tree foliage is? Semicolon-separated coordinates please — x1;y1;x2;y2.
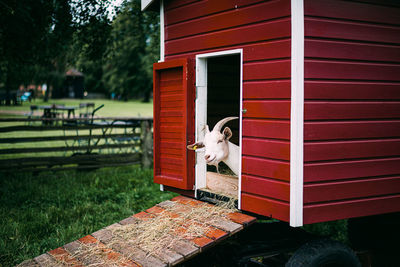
103;0;159;101
0;0;159;101
0;0;70;93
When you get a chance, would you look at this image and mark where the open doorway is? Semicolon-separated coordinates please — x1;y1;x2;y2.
195;50;242;203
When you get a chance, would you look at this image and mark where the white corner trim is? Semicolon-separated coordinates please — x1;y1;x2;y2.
290;0;304;227
141;0;155;11
159;0;165;62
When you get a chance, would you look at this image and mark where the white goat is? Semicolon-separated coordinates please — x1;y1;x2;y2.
187;117;239;176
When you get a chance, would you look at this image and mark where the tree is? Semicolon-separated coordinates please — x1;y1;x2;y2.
0;0;158;102
0;0;55;98
103;0;159;102
0;0;111;101
67;0;111;95
68;16;111;95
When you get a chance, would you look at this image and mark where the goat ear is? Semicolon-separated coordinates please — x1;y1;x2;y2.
187;141;204;150
223;127;232;140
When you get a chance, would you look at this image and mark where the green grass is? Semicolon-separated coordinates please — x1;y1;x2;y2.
0;166;177;266
0;98;153;117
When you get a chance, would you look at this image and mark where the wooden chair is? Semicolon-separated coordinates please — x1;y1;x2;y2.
24;105;39;125
79;102;95;118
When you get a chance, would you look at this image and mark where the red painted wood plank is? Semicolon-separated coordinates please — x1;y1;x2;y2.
304;0;400;25
303;194;400;224
242;156;290;181
159;68;182;80
160;78;182;87
159;116;184;124
305;39;400;63
160;148;183;156
160;93;184;102
165;19;291;55
159;166;185;177
304;81;400;100
48;247;83;266
241;193;289;222
305;17;400;44
159;126;184;133
304;176;400;203
159;133;184;141
160;141;184;149
226;212;257;225
159;157;183;168
304;101;400;120
165;0;200;11
304;139;400;161
204;227;229;240
242;175;290;202
171;195;204;206
166;0;290;41
304;120;400;141
243;119;290;139
160;148;183;157
160;100;184;108
133;211;155;221
242;138;290;161
351;0;400;7
244;60;291;80
305;60;400;81
244;39;291;62
243;100;291;119
165;0;269;25
243;80;291;99
165;39;290;63
304;157;400;183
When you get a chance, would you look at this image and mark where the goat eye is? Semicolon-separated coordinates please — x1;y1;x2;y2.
217;140;222;144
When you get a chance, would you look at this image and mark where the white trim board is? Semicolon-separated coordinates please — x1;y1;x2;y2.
158;0;164;192
194;49;243;208
290;0;305;227
159;0;165;62
141;0;155;11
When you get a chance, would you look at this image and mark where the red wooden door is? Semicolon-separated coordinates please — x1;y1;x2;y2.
153;58;195;190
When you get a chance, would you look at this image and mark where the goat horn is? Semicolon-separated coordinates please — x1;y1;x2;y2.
212;116;238;132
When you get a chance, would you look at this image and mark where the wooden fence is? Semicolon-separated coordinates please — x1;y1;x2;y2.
0;117;153;172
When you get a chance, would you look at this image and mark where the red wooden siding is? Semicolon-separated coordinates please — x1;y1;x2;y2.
303;0;400;224
163;0;292;222
153;59;195;190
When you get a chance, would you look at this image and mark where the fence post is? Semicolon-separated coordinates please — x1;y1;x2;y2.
140;120;153;168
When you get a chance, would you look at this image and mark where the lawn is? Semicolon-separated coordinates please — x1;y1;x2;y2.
0;98;153;117
0;166;176;266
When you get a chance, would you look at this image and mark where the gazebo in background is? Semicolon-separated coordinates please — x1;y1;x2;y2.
54;68;84;99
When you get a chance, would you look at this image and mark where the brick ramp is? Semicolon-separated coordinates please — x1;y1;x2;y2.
18;196;256;267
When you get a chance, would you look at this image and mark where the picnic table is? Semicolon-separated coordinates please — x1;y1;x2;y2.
39;105;77;118
39;104;78;124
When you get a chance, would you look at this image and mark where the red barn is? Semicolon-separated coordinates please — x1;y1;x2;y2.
143;0;400;227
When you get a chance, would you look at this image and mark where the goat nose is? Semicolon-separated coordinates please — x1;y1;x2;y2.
205;155;210;160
